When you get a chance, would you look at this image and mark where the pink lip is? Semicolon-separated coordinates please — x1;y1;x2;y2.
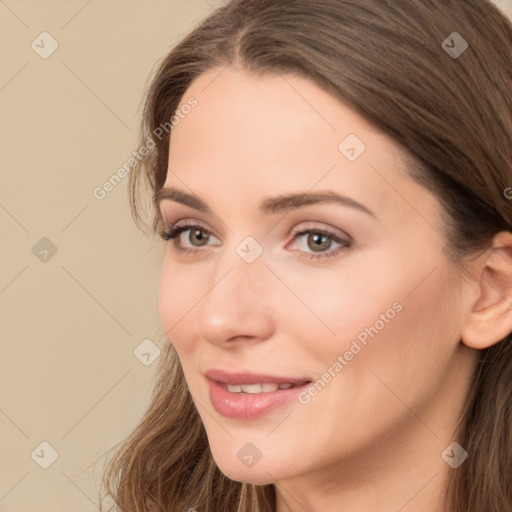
205;369;311;419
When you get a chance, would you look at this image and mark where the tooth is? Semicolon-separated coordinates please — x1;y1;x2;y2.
241;383;263;393
226;382;299;393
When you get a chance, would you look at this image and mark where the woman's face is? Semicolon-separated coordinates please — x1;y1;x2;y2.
157;66;477;487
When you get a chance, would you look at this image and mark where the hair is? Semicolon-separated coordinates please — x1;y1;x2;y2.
100;1;512;511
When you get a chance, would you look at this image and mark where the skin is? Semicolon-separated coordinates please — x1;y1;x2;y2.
156;66;511;512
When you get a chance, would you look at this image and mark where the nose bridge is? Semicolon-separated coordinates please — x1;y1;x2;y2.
196;242;273;344
206;246;264;314
214;232;269;297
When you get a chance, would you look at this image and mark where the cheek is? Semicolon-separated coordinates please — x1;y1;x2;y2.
273;252;408;360
287;249;459;390
322;258;459;410
158;260;199;356
282;259;461;455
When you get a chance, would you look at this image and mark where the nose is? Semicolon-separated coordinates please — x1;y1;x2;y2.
195;252;275;347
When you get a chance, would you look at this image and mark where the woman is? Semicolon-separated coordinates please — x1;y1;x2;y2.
101;0;512;510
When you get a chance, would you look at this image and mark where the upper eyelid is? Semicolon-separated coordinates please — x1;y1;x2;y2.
159;204;232;235
170;219;217;234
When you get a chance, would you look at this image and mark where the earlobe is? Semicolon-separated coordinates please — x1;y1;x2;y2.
461;231;512;350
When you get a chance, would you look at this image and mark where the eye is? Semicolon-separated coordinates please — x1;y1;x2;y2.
159;222;219;254
288;226;352;260
159;222;352;260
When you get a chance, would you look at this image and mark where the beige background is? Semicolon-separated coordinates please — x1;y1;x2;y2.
1;1;511;511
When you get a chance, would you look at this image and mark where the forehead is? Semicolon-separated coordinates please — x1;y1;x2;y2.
165;66;436;227
171;66;377;156
171;67;398;168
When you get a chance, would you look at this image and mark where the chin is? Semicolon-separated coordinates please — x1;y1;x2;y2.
218;465;277;486
210;449;284;485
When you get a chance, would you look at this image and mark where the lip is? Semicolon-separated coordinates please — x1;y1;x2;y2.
205;369;311;385
205;369;312;419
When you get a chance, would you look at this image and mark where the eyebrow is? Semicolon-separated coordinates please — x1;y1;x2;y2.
154;186;376;218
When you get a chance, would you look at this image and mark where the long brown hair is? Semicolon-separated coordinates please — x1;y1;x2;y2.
100;1;512;510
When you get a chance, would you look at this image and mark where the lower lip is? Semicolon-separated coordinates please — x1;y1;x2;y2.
208;379;310;419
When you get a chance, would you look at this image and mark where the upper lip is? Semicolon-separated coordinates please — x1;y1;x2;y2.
205;369;311;385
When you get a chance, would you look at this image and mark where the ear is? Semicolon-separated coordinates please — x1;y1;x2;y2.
461;231;512;349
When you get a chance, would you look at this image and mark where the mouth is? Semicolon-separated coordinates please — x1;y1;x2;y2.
219;381;310;393
205;369;313;419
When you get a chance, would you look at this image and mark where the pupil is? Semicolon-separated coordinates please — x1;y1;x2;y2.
310;233;330;252
192;229;208;246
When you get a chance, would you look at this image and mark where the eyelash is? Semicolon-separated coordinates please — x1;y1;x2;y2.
159;221;352;260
